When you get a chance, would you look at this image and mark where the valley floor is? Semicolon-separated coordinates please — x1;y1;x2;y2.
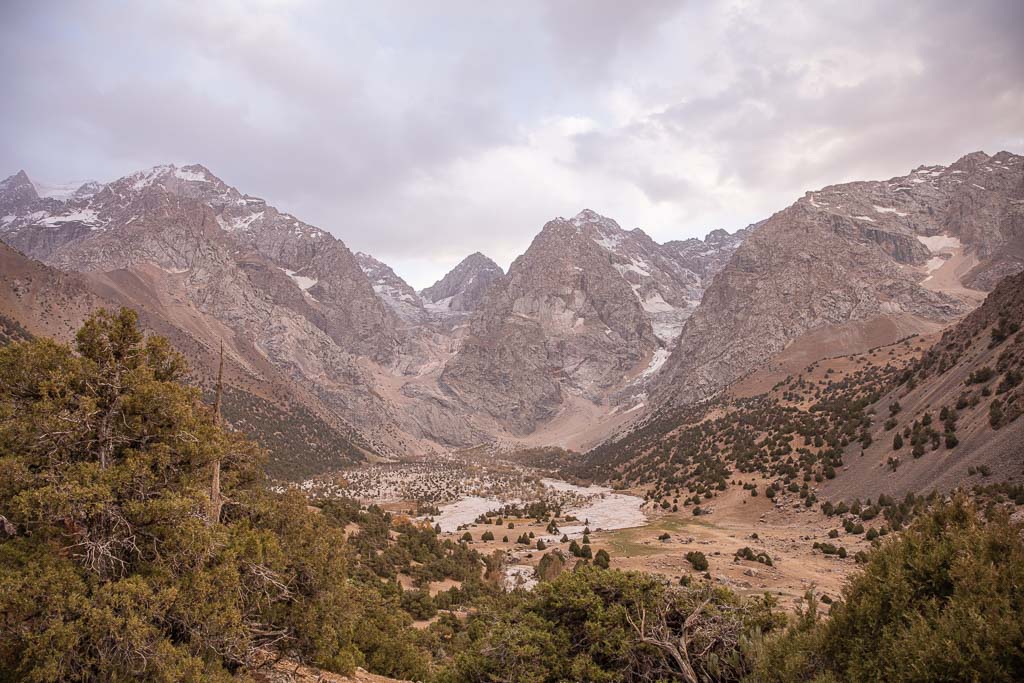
299;453;869;612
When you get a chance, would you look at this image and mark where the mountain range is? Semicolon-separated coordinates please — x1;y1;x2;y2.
1;151;1021;479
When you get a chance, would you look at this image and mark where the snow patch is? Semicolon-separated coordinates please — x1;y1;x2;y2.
614;262;651;278
652;319;684;345
916;234;961;253
640;291;676;314
424;296;455;313
641;348;670;377
594;233;623;251
217;211;263;232
174;168;208;182
280;268;318;290
30;179;95;200
924;256;946;274
131;165;173;190
873;205;909;217
38;208;101;227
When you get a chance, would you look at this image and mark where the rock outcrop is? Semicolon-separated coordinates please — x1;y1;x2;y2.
439;210;745;433
356;251;426;324
420;252;504;314
655;151;1024;409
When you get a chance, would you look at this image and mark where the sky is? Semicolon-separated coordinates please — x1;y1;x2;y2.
1;1;1022;289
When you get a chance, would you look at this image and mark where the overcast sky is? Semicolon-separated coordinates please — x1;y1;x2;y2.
2;1;1022;288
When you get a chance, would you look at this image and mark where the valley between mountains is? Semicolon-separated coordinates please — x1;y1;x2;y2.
3;151;1021;476
3;149;1024;682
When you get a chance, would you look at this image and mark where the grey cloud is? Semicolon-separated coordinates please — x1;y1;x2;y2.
1;0;1022;288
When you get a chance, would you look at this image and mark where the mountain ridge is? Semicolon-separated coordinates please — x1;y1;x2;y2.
2;150;1020;476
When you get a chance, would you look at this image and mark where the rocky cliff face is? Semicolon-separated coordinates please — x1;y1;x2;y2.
420;252;504;314
0;164;410;458
3;151;1017;468
439;210;745;433
655;151;1024;409
356;251;426;324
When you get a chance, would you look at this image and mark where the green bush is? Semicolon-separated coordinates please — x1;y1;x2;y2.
0;310;433;681
685;551;709;571
755;497;1024;681
436;566;782;682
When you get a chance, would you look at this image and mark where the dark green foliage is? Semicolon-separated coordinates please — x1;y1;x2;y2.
0;312;32;346
685;551;709;571
990;398;1004;428
535;550;568;582
967;366;995;384
756;498;1024;681
0;310;433;681
734;547;773;566
436;567;782;682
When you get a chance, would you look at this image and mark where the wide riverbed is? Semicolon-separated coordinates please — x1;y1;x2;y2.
428;477;647;537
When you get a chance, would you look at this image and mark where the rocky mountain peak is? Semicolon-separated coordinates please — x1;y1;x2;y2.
420;251;503;313
654;150;1024;410
355;252;425;322
0;170;40;214
1;170;34;190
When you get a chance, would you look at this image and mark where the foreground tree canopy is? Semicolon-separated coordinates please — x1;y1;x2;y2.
1;309;1021;682
0;310;430;681
755;496;1024;682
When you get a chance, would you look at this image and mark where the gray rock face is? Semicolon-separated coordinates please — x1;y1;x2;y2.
356;251;426;324
0;171;41;214
0;164;399;362
662;224;756;282
420;252;504;313
0;164;406;454
655;150;1024;409
4;151;1017;459
439;209;745;433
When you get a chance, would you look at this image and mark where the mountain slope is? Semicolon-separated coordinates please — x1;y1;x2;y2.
0;165;417;462
439;210;747;433
0;242;376;478
656;151;1024;411
581;268;1023;510
356;251;426;324
820;269;1024;501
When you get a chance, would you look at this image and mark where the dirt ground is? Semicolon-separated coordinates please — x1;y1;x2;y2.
439;478;878;611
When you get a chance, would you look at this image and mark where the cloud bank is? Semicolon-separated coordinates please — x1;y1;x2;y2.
1;0;1021;287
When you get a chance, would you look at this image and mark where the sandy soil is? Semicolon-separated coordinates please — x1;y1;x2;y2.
440;479;871;611
599;484;868;609
730;313;946;399
514;391;644;452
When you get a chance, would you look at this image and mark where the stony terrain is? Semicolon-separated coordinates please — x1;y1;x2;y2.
656;151;1024;409
440;209;744;433
2;151;1021;480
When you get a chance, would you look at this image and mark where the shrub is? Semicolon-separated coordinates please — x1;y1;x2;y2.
990;399;1005;428
685;551;709;571
755;497;1024;681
